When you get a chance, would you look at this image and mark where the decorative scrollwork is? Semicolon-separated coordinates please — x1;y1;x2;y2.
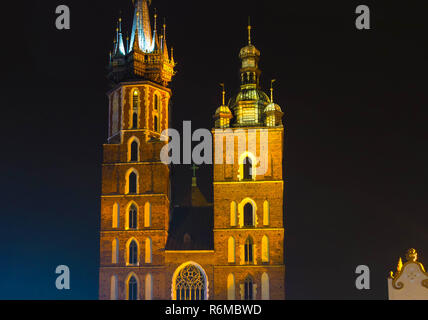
392;280;404;290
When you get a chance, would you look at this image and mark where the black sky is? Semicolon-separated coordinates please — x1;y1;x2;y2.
0;0;427;299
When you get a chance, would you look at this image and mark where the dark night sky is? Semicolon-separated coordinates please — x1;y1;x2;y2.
0;0;427;299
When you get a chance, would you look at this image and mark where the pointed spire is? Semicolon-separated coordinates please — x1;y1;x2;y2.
397;257;403;272
115;17;126;56
270;79;276;103
247;16;252;45
162;19;169;60
133;24;141;51
152;9;161;52
130;0;154;53
171;47;174;64
220;83;226;106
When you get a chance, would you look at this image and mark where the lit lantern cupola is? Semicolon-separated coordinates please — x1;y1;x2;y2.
264;79;284;127
228;20;270;127
214;84;233;128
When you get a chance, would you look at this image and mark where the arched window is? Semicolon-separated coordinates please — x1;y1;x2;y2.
173;263;207;300
228;237;235;263
112;238;119;264
110;275;118;300
154;94;159;110
262;235;270;263
243;157;252;180
132;113;138;129
154;115;159;132
144;202;151;227
261;273;270;300
263;200;270;226
128;240;138;265
244;276;254;300
244;237;254;264
244;203;254;227
145;237;152;264
112;203;119;228
230;201;237;227
132;90;139;129
128;275;138;300
145;273;153;300
227;273;235;300
128;171;137;194
128;204;138;229
130;140;139;162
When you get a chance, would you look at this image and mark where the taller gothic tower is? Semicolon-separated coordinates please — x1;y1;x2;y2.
99;0;175;300
212;22;285;300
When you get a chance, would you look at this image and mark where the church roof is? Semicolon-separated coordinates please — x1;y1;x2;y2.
166;205;214;250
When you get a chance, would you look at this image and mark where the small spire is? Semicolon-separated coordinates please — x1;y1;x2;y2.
191;164;199;187
270;79;276;103
171;47;174;63
397;257;403;272
154;9;158;33
133;26;141;51
220;83;226;106
162;18;169;59
247;16;252;45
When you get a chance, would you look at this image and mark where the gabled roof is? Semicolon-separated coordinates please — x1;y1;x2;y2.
166;205;213;251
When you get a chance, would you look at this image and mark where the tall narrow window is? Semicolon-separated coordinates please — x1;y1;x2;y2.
261;273;270;300
244;203;254;227
128;204;138;229
130;141;139;162
144;202;151;227
110;275;118;300
244;237;254;264
112;238;119;264
132;90;139;129
230;201;237;227
112;203;119;228
227;274;235;300
228;237;235;263
128;275;138;300
132;113;138;129
145;237;152;264
243;157;252;180
154;115;159;132
129;240;138;265
154;94;159;110
262;235;269;263
244;277;253;300
128;172;137;194
263;200;270;226
145;273;153;300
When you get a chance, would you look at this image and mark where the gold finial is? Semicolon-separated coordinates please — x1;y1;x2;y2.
247;16;252;45
270;79;276;103
154;9;158;32
163;18;167;40
406;248;418;262
397;257;403;272
220;83;225;106
171;47;174;62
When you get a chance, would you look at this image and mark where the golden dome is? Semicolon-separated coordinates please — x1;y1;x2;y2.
264;103;282;113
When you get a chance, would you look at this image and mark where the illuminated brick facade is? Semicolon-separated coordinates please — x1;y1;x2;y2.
99;0;285;300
